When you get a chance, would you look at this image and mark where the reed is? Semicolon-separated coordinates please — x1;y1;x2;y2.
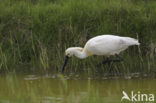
0;0;156;75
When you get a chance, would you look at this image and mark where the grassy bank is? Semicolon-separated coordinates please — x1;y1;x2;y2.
0;0;156;74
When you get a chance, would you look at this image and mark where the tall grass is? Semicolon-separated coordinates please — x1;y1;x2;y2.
0;0;156;74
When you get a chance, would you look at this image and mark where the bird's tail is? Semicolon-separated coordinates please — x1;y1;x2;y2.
132;38;140;45
124;37;140;46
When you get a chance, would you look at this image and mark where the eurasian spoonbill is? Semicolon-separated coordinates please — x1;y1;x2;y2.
61;35;140;72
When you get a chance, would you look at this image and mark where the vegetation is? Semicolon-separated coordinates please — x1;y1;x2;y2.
0;0;156;75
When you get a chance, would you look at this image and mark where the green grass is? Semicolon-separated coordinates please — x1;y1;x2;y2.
0;0;156;75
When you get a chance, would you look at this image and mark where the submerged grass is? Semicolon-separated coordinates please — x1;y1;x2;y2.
0;0;156;75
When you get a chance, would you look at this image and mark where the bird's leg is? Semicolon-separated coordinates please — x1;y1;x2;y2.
116;54;123;61
102;57;110;64
98;55;123;66
97;56;114;75
107;54;123;76
107;58;114;76
97;57;110;66
111;54;123;62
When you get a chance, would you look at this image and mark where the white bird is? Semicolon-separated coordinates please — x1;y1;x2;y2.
61;34;140;72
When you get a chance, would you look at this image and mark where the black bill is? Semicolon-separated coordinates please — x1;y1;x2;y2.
61;56;69;72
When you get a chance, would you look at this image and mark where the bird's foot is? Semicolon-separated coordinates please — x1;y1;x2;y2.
97;55;123;67
115;54;123;62
97;57;111;67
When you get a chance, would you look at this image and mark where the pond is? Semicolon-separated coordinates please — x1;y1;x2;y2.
0;73;155;103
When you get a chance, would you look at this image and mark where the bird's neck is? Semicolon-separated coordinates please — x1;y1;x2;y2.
73;49;88;59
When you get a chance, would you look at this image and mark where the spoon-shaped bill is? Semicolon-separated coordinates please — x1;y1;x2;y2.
61;56;69;72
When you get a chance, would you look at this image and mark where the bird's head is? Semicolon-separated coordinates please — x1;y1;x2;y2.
61;47;83;72
65;47;83;57
65;48;74;57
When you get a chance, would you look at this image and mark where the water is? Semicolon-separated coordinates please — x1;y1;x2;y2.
0;73;155;103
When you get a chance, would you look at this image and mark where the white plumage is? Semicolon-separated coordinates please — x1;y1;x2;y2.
61;34;140;72
65;35;140;59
